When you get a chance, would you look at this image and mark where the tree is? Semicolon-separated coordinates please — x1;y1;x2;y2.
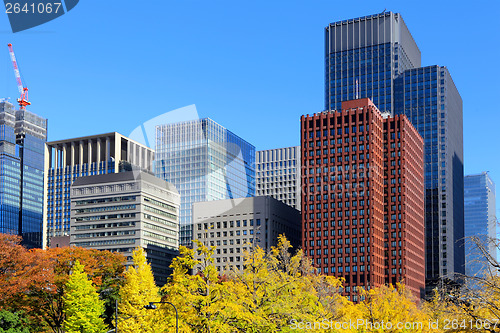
0;234;52;309
428;234;500;333
356;283;435;333
63;261;106;333
161;235;352;333
0;310;30;333
118;248;161;333
0;235;125;333
26;247;125;333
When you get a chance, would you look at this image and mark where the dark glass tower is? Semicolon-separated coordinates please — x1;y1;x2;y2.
0;100;47;248
324;12;464;292
325;11;421;113
394;66;464;287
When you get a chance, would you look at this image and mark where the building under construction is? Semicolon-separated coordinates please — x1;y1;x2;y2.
0;100;47;248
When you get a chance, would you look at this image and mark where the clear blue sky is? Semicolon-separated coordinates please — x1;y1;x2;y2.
1;0;499;198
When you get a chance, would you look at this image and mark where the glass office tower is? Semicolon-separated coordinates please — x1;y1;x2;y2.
325;11;421;113
464;172;496;277
324;12;464;293
155;118;255;246
394;65;464;284
0;100;47;248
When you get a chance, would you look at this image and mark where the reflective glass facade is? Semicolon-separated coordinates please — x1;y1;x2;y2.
394;66;464;284
464;173;496;277
155;118;255;246
0;101;47;248
325;12;421;113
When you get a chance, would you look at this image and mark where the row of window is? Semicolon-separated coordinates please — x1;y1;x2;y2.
75;195;136;206
197;219;262;230
308;246;369;256
75;204;136;214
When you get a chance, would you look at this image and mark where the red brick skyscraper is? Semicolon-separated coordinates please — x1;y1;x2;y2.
300;98;424;301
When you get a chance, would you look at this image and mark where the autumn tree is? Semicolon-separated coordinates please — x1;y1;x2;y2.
160;235;352;333
63;260;106;333
118;247;161;333
160;241;250;332
25;247;125;333
0;235;125;333
0;234;51;309
356;283;436;333
235;235;350;332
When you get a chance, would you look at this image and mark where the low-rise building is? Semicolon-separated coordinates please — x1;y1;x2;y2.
192;196;301;273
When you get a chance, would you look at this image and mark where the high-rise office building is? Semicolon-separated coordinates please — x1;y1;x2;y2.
0;100;47;248
464;172;496;277
256;147;301;210
324;12;464;291
155;118;255;247
301;98;425;301
325;12;421;113
70;171;180;285
394;65;464;285
44;132;153;246
192;196;301;273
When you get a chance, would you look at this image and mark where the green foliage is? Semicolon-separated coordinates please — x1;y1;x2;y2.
63;261;106;333
0;310;30;333
118;248;161;333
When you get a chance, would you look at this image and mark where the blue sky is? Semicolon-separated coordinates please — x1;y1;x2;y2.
0;0;499;201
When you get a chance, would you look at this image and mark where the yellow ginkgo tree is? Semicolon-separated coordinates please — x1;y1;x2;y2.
118;248;161;333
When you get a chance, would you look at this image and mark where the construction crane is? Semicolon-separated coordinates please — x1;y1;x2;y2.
7;43;30;109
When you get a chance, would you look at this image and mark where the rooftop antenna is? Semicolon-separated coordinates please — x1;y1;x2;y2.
382;8;386;13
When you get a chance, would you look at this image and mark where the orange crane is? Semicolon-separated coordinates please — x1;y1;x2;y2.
7;43;30;109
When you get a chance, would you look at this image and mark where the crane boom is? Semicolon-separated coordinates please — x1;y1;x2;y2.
7;43;30;109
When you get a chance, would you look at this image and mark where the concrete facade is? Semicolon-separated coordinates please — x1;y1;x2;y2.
192;196;301;273
70;171;180;285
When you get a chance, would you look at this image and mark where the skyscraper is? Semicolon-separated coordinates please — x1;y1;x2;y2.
464;172;496;277
0;100;47;248
155;118;255;247
324;11;464;291
44;132;153;246
394;65;464;285
325;12;421;113
256;146;301;210
301;98;425;301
